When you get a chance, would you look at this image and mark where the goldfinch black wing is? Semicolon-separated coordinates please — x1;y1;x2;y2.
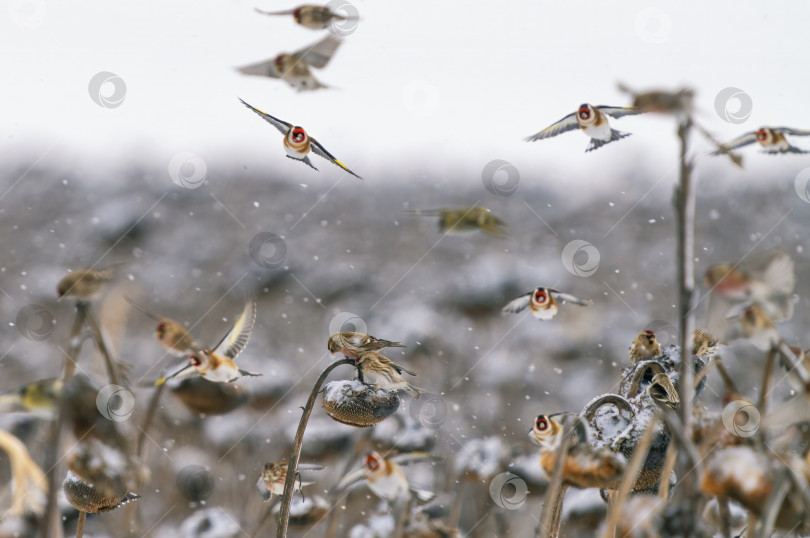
710;131;758;154
239;98;291;135
525;111;578;141
309;137;362;179
549;290;593;307
598;105;643;119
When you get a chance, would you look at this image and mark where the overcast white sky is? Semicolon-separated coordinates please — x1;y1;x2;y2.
1;0;808;187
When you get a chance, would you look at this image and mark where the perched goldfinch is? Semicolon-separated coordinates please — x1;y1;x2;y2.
526;103;644;152
502;287;592;320
327;332;405;359
239;98;362;178
528;415;625;489
156;298;260;384
236;35;342;92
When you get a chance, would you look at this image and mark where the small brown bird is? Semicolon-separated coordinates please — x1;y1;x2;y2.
617;84;695;115
156;298;260;385
406;207;506;236
256;462;325;502
502;287;592;320
236;35;342;91
327;332;405;359
629;330;662;364
529;415;625;489
647;373;679;411
338;451;434;502
712;127;810;155
57;263;125;300
254;4;357;30
125;296;199;356
355;350;423;398
525;103;644;152
735;302;780;351
704;250;794;336
692;328;719;358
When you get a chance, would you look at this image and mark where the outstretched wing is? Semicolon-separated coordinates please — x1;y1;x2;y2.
293;35;343;69
502;292;532;314
309;137;362;179
337;467;367;490
710;131;758;154
236;58;281;79
598;105;643;119
254;8;294;16
239;98;291;135
525;111;578;142
776;127;810;137
213;297;257;360
389;452;440;466
549;289;593;307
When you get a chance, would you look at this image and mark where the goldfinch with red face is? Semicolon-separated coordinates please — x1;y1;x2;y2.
712;127;810;155
254;5;357;30
338;451;435;502
236;35;342;91
502;287;592;320
239;98;361;178
156;298;259;385
526;104;643;152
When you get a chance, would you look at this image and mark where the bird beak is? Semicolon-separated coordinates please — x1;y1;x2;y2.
155;364;193;386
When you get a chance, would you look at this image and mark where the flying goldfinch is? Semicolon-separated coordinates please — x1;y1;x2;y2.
338;451;435;502
254;4;357;30
156;298;260;385
712;127;810;155
236;35;342;91
526;103;644;152
502;287;592;320
239;98;362;178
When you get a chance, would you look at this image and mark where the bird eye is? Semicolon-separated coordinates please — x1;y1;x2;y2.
756;129;767;140
536;417;548;430
190;355;201;367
